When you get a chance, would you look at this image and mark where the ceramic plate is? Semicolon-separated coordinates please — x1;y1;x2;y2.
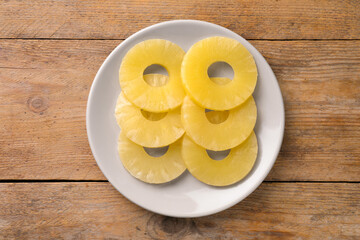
86;20;285;217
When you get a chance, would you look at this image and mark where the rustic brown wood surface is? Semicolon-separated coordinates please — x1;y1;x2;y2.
0;182;359;239
0;0;359;239
0;0;359;40
1;40;359;181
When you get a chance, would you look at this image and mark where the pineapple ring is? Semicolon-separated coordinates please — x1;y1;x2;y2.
118;132;186;184
119;39;186;112
182;95;257;151
182;36;258;110
115;90;184;148
182;132;258;186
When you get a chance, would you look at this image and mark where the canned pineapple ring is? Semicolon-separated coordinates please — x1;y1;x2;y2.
181;95;257;151
181;36;258;111
119;39;185;112
182;132;258;187
118;132;186;184
115;88;184;148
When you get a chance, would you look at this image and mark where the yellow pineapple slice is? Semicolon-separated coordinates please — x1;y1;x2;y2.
182;132;258;186
118;132;186;184
182;95;257;151
115;89;184;147
119;39;185;112
182;36;257;110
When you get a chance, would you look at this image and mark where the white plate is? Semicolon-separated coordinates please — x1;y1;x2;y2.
86;20;285;217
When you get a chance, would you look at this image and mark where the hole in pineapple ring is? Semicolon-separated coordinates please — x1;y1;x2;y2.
205;109;229;124
207;61;234;85
141;109;167;121
206;149;231;160
144;146;169;157
143;64;169;87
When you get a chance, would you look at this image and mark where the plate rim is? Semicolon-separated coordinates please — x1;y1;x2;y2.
86;19;285;217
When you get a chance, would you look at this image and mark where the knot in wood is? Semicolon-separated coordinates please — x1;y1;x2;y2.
146;214;200;239
160;217;186;234
27;96;48;113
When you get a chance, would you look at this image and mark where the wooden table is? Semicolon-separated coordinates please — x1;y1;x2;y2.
1;1;359;239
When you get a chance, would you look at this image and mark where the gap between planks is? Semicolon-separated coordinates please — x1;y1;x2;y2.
0;180;358;183
0;38;360;41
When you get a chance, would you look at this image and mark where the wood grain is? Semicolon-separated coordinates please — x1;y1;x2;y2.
0;0;359;40
0;182;358;239
251;40;360;181
0;40;359;181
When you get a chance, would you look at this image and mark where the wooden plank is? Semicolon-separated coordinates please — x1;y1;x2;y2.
251;40;360;181
0;0;359;40
0;182;358;239
0;40;359;181
0;40;113;180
